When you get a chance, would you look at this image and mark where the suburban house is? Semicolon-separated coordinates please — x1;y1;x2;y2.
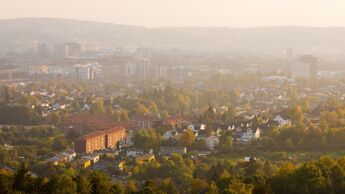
274;115;291;127
162;129;179;141
82;153;100;164
233;127;261;143
205;136;220;150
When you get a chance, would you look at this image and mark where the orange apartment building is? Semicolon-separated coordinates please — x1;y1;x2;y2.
75;126;126;154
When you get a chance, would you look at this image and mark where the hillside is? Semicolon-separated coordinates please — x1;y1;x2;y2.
1;18;345;55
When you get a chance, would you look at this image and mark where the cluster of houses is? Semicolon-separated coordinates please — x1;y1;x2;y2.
161;114;291;150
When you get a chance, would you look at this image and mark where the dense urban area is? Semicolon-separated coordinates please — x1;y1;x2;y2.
3;20;345;194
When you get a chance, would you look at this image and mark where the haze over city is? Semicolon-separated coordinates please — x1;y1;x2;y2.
2;1;345;194
1;0;345;27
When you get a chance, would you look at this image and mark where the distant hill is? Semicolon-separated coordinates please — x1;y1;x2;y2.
1;18;345;55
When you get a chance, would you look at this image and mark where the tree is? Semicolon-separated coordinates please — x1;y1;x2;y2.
136;180;165;194
269;163;296;194
203;106;216;125
221;136;233;153
89;171;112;194
136;104;149;116
0;169;13;194
46;112;61;125
12;163;32;193
321;111;339;128
113;111;121;121
32;162;57;177
134;129;162;149
330;165;345;194
91;99;105;113
159;178;178;194
161;110;170;120
206;182;218;194
149;101;159;114
294;163;327;194
75;173;91;194
125;180;137;194
290;105;305;129
190;178;209;194
3;86;15;103
320;119;329;133
111;182;125;194
222;107;236;123
179;128;195;147
52;137;67;151
55;174;77;194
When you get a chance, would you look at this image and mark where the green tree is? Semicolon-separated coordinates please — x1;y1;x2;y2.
134;129;162;149
111;181;125;194
294;163;327;194
221;136;233;153
89;171;112;194
149;101;159;114
75;173;91;194
12;163;32;193
125;180;137;194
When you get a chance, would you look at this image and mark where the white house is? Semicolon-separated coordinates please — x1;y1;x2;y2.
205;136;220;150
235;128;261;143
274;115;291;127
61;151;76;162
162;130;179;141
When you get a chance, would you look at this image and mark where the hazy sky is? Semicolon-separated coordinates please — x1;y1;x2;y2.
1;0;345;27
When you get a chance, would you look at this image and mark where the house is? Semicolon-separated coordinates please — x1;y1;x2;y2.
47;150;76;165
82;153;100;164
60;150;76;162
162;130;179;141
126;148;151;157
244;157;257;162
274;115;291;127
233;127;261;143
83;104;91;111
205;136;220;150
